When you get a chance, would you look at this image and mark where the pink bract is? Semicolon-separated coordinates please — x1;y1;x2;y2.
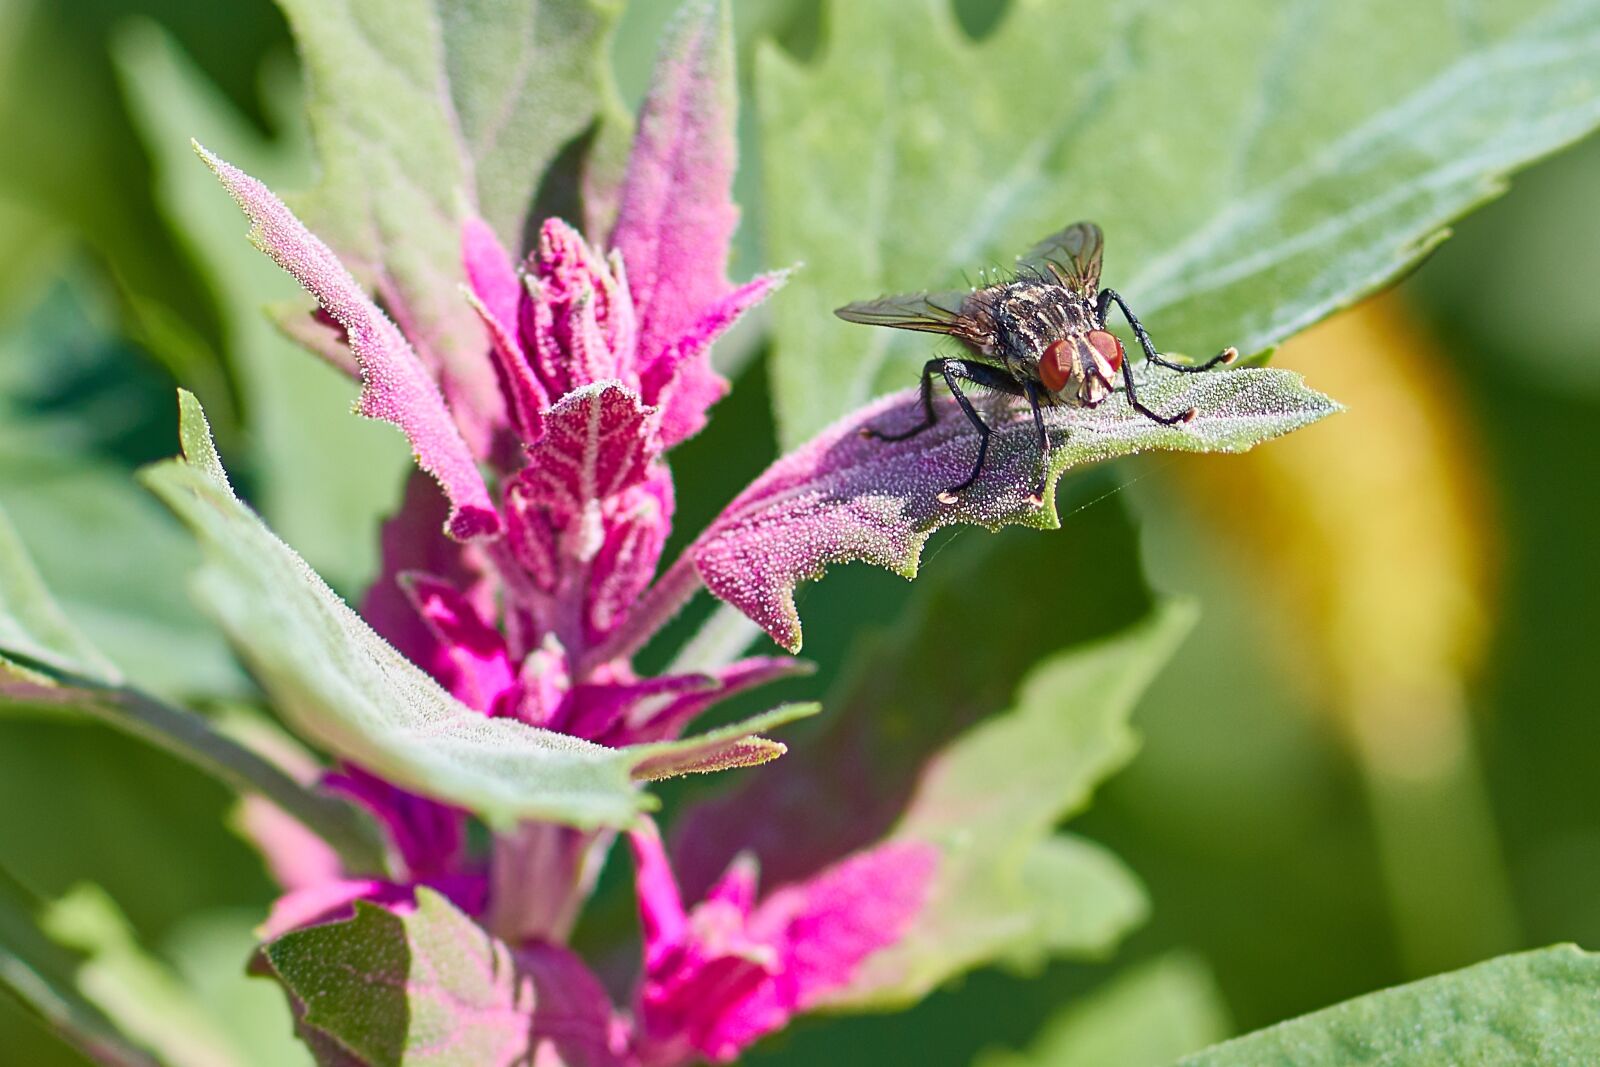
629;818;937;1065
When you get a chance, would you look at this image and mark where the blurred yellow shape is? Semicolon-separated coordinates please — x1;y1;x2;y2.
1173;292;1514;974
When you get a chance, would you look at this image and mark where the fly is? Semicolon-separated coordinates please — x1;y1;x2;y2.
835;221;1237;506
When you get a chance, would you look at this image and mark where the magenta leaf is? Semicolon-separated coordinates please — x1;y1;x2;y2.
197;146;500;541
609;0;777;447
694;367;1337;651
264;889;620;1067
628;820;936;1064
514;383;660;532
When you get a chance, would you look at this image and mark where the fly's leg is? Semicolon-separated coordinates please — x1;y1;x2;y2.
935;360;1025;503
1098;289;1236;371
1096;288;1203;425
1023;381;1049;507
862;358;1027;502
861;358;944;442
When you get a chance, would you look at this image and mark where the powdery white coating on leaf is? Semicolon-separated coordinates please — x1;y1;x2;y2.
694;367;1338;650
141;392;804;830
195;144;500;541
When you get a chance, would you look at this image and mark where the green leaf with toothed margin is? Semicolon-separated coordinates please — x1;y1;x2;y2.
760;0;1600;446
139;390;813;832
269;0;625;395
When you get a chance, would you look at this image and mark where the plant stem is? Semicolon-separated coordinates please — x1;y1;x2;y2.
83;684;387;875
1346;681;1519;976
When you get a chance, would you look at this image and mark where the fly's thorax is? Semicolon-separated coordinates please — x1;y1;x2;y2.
984;281;1090;362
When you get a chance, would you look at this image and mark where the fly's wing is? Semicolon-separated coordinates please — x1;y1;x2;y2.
834;288;972;336
1017;221;1104;296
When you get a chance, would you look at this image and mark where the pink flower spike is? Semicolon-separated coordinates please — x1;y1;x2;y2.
610;0;756;448
463;219;548;447
626;656;812;745
196;143;500;541
627;819;938;1065
631;818;689;971
399;572;518;714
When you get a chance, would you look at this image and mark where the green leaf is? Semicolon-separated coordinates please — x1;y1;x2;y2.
0;503;118;685
834;603;1194;1007
0;868;158;1067
274;0;623;388
975;953;1231;1067
1178;946;1600;1066
0;273;247;700
140;390;812;831
263;889;614;1067
0;491;386;873
1004;834;1149;974
111;20;413;594
759;0;1600;446
40;884;245;1067
266;891;527;1067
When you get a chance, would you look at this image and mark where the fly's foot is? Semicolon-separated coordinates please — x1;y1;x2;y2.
937;489;960;505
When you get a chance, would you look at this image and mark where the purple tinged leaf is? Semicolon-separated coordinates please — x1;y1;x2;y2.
559;672;718;743
323;765;468;882
632;736;788;782
460;218;521;349
265;890;619;1067
694;368;1338;651
610;0;759;448
462;218;546;448
196;144;500;541
626;656;814;745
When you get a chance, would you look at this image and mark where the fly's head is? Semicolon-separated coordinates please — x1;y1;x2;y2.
1038;327;1125;407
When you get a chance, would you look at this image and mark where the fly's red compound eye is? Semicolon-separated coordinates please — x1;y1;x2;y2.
1040;339;1072;393
1085;330;1124;374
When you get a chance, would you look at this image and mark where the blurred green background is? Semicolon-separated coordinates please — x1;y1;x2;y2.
1;0;1597;1063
